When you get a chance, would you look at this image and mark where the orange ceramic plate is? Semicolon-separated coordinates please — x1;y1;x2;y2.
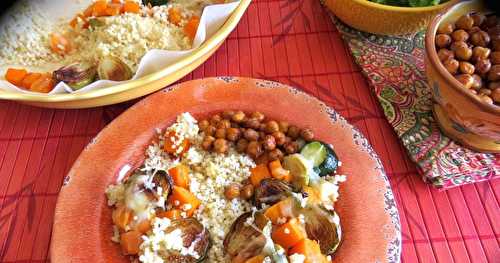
51;77;401;262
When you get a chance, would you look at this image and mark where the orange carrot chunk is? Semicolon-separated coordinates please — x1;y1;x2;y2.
5;68;28;86
158;209;183;220
263;198;295;224
184;15;200;41
289;239;329;263
29;74;56;93
112;205;133;230
21;73;42;89
168;7;182;26
244;254;266;263
92;1;108;17
168;164;190;189
120;230;142;255
168;186;200;217
271;218;307;250
134;219;152;234
105;3;122;16
163;130;191;156
122;1;140;13
250;164;272;187
50;32;72;55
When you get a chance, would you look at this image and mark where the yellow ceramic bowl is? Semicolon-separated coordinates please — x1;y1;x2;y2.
425;0;500;153
324;0;458;35
0;0;250;109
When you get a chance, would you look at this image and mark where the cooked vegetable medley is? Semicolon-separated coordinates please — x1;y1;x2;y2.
106;111;346;262
370;0;446;7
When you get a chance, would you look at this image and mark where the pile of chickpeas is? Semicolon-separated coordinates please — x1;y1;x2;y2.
198;110;314;163
435;12;500;106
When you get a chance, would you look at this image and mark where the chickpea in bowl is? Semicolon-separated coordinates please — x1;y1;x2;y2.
425;0;500;153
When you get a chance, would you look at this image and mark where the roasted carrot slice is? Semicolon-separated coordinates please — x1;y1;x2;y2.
21;73;42;89
168;164;190;189
269;160;292;182
244;254;266;263
163;130;191;156
122;1;140;13
168;186;200;217
134;219;152;234
92;1;108;17
271;218;307;250
50;32;72;55
120;230;142;255
168;7;182;26
158;209;183;220
250;164;271;187
263;198;295;224
29;74;56;93
184;15;200;41
112;205;133;230
105;3;122;16
289;239;330;263
5;68;28;86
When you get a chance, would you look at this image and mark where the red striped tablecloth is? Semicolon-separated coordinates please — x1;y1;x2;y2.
0;0;499;262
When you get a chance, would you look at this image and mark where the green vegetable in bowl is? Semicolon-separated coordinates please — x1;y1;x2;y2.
370;0;445;7
300;141;339;177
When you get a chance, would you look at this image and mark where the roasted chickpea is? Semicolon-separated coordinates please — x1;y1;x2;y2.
210;114;222;126
455;74;475;89
490;51;500;64
259;123;267;131
470;31;490;47
437;22;455;34
471;74;483;90
236;138;249;153
222;110;235;120
272;131;286;146
475;59;492;75
232;111;246;123
226;128;241;141
262;121;278;134
472;46;491;62
250;111;265;122
459;61;475;75
199;119;210;131
262;135;277;151
201;135;215;150
438;49;455;62
488;65;500;81
287;125;300;139
479;95;494;104
224;183;241;200
436;34;452;48
215;128;226;139
278;121;289;133
204;125;216;136
244;129;259;141
456;14;474;30
240;184;254;200
471;13;486;27
217;119;231;129
246;141;263;158
451;41;472;61
213;138;229;153
443;59;459;75
244;118;261;129
468;26;481;34
284;136;292;144
491;88;500;103
284;141;299;154
451;30;469;42
300;128;314;141
479;88;492;96
268;148;284;161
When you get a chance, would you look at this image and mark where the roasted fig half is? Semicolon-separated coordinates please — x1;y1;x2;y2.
254;178;293;207
161;218;210;263
300;204;342;255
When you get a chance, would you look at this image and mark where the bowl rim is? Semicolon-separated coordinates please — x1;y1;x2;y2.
352;0;459;13
425;0;500;114
0;0;251;104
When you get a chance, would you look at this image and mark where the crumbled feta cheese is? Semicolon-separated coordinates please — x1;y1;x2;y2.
289;253;306;263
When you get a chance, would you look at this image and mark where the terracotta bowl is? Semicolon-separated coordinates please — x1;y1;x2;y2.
50;77;401;262
324;0;458;35
425;0;500;153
